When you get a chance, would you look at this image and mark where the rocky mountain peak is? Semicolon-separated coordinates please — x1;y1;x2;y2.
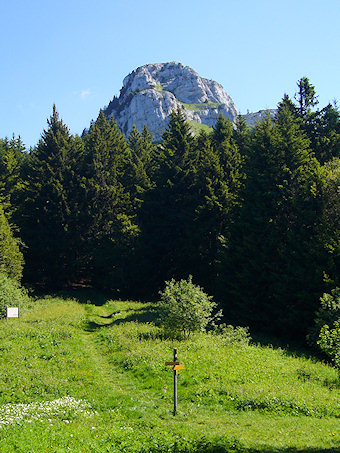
104;62;238;141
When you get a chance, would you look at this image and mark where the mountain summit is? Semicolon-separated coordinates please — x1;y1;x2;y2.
103;62;238;141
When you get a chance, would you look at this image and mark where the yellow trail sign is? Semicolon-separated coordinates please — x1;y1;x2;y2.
173;364;185;371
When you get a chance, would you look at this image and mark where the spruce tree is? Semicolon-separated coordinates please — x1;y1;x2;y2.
139;110;245;298
291;78;339;163
306;103;340;163
224;106;325;337
138;109;196;294
233;115;251;157
193;129;244;292
82;111;138;291
15;106;84;286
212;113;233;148
295;76;319;118
128;124;155;205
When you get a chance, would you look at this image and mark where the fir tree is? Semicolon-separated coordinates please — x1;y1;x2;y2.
224;107;325;337
139;110;244;297
82;111;138;291
14;105;84;286
306;103;340;163
295;77;319;118
138;109;196;294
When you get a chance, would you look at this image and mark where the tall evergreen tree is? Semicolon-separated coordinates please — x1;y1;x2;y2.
138;110;245;298
212;113;233;148
14;106;84;286
193;128;244;293
233;114;251;157
295;76;319;118
128;124;155;204
82;111;138;291
290;78;339;163
305;103;340;163
224;106;325;337
138;109;197;294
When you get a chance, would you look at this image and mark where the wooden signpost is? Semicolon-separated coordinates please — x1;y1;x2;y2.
165;348;184;415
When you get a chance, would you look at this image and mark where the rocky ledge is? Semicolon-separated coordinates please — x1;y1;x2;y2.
104;62;238;142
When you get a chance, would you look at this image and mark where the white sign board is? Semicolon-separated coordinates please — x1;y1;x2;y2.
6;307;20;319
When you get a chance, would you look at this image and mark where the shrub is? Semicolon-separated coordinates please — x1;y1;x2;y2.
213;324;251;346
157;276;221;338
307;288;340;348
318;320;340;370
0;272;30;319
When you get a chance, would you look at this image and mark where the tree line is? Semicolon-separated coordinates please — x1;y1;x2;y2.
0;77;339;340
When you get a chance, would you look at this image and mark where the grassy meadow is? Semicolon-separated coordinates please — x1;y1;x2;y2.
0;293;339;452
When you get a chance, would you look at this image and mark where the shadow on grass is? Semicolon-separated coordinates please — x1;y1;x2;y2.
251;332;324;363
83;305;159;333
109;306;158;324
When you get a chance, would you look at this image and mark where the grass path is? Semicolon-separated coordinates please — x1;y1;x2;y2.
80;307;118;393
78;304;159;417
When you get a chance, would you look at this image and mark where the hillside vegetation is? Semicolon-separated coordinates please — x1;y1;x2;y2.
0;294;338;452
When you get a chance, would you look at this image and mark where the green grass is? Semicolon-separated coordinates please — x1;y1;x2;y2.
188;120;213;135
154;83;164;93
0;295;339;452
181;102;222;111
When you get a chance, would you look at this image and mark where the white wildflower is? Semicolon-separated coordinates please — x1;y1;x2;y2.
0;397;94;426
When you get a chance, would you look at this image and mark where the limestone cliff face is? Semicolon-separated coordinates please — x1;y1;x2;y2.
104;62;238;141
242;109;277;127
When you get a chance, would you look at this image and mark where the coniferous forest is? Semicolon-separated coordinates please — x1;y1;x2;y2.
1;77;339;343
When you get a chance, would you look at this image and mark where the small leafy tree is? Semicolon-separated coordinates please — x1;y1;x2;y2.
318;320;340;370
0;205;23;282
158;276;221;338
307;288;340;347
0;272;30;319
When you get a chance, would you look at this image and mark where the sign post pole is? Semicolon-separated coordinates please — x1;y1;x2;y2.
173;348;177;415
165;349;184;416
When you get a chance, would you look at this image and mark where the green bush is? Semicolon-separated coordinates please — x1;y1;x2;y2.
307;288;340;348
318;320;340;370
157;275;221;338
0;272;30;319
213;324;251;346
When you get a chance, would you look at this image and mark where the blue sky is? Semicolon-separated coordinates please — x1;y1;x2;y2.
1;0;339;148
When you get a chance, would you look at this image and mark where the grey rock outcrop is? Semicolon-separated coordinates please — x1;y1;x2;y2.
242;109;277;127
104;62;238;142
